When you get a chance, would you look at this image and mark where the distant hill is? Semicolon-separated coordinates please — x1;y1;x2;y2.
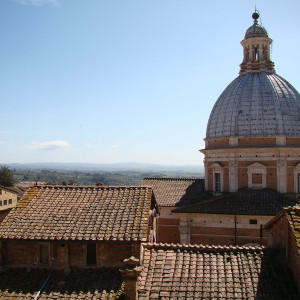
6;162;204;175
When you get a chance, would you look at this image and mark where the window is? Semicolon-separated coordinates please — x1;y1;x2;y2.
252;173;262;184
8;199;12;205
214;173;221;193
3;200;7;205
247;163;267;188
249;219;258;225
254;47;259;60
86;243;97;266
39;244;50;265
0;201;2;206
211;163;223;194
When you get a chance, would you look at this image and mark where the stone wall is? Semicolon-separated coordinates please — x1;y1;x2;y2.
178;214;269;246
266;216;300;293
157;218;180;243
1;241;140;269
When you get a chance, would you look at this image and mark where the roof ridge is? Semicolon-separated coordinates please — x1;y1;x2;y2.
142;177;203;181
32;185;151;190
142;242;265;252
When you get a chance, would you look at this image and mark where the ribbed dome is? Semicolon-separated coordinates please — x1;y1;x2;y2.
206;73;300;139
245;22;268;39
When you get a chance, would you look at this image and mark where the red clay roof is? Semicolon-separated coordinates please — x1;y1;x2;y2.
174;188;299;216
0;185;155;242
138;243;298;299
140;177;211;207
285;205;300;249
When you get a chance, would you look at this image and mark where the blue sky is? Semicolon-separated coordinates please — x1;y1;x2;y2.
0;0;299;166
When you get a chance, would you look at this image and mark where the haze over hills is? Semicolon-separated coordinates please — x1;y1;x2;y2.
5;162;204;175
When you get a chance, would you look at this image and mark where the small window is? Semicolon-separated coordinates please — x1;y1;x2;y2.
86;243;97;266
252;173;262;184
254;48;259;60
214;173;221;193
0;201;2;206
3;200;7;205
8;199;12;205
249;219;258;225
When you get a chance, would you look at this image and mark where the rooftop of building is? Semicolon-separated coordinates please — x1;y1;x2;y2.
265;204;300;249
0;185;156;242
173;188;300;216
140;177;211;207
285;205;300;249
137;243;298;299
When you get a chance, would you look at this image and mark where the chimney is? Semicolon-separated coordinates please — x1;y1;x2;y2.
120;256;141;300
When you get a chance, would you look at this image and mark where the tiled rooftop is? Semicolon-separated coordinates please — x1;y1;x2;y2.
138;243;298;299
174;188;299;216
0;267;123;299
0;185;155;242
140;178;211;207
285;205;300;249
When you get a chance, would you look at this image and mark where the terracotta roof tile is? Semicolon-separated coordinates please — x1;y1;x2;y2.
0;185;155;242
0;267;123;299
140;178;211;207
174;188;299;215
138;243;298;299
285;205;300;249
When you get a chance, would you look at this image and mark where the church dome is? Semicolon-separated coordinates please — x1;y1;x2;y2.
245;22;268;39
244;12;268;39
206;73;300;138
205;11;300;139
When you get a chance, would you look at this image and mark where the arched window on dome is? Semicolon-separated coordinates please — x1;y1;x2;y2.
293;163;300;194
254;47;259;61
247;163;267;189
211;163;224;194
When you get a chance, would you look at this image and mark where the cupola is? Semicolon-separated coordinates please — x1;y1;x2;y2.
239;11;275;75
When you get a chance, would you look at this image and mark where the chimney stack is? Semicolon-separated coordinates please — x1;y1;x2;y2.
120;256;141;300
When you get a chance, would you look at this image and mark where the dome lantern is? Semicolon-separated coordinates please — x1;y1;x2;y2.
239;11;275;75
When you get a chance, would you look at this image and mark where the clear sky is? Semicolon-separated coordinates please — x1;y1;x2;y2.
0;0;299;166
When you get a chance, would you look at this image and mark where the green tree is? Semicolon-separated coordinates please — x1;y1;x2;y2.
0;165;15;187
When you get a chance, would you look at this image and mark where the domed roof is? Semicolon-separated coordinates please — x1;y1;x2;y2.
244;11;268;39
245;22;268;39
206;73;300;139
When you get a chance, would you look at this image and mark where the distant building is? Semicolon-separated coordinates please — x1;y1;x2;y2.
0;186;18;223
